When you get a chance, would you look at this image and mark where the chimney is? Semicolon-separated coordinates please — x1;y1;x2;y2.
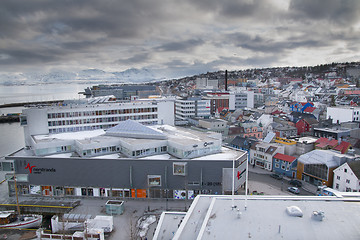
225;70;228;91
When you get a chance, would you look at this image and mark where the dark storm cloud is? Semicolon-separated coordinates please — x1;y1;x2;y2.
0;0;358;78
226;32;329;54
0;49;60;65
289;0;360;25
156;39;205;52
116;53;152;65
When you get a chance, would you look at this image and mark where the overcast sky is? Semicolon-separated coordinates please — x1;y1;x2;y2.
0;0;359;79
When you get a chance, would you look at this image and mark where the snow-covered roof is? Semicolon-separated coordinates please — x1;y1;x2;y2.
105;119;167;139
297;150;345;168
170;195;360;240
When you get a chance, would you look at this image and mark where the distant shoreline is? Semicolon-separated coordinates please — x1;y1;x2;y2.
0;100;63;109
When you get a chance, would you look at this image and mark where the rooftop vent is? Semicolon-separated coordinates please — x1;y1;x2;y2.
286;206;303;217
312;211;325;221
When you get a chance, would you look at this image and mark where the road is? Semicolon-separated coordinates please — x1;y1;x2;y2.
248;171;313;196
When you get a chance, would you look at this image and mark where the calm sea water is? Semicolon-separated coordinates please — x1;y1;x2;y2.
0;123;24;157
0;83;94;157
0;83;90;105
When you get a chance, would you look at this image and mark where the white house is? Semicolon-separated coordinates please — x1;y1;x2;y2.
333;161;360;192
250;142;284;171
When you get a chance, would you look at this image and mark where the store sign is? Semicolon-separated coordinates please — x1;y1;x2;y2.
25;163;56;174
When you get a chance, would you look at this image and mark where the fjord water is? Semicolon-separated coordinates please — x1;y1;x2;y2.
0;83;89;105
0;83;91;157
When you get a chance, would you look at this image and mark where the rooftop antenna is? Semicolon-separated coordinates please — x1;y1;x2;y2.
231;156;236;210
225;70;228;91
245;151;249;210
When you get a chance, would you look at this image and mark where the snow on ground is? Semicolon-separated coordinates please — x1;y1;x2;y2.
138;215;157;238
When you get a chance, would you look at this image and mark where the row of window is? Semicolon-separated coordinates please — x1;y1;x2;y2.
15;184;214;199
48;114;157;126
47;108;158;119
48;121;159;134
274;163;291;171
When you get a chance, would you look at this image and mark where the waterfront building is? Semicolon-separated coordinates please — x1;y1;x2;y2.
3;121;247;199
83;84;159;99
20;99;174;147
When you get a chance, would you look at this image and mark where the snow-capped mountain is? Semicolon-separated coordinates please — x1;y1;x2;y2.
0;68;170;85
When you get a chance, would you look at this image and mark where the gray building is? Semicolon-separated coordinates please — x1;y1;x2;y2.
4;122;247;200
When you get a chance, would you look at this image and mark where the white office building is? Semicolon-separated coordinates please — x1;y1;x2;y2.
229;91;254;110
20;99;174;147
327;106;360;124
175;97;211;122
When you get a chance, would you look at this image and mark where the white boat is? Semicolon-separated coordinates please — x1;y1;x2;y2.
0;211;42;229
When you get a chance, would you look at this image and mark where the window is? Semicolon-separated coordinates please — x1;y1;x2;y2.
344;168;347;173
173;162;187;176
337;176;340;180
336;183;339;189
346;179;350;184
148;175;161;186
275;163;280;168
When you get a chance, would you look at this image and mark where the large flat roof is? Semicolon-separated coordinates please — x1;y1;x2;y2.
169;195;360;240
8;147;245;162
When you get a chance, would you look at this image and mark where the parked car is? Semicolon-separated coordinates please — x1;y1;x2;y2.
288;187;300;194
289;179;302;187
270;173;283;180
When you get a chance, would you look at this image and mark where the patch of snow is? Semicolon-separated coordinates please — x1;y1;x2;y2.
35;129;105;141
138;215;157;238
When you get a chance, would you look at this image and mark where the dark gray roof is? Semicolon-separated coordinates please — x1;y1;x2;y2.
348;161;360;179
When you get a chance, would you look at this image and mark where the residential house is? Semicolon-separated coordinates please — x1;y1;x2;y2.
289;112;316;124
240;121;263;139
273;153;297;178
296;117;319;136
250;142;284;171
229;136;259;152
273;124;298;138
333;161;360;192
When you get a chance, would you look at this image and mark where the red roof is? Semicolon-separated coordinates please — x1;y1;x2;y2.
333;141;351;154
328;139;339;147
303;106;316;113
315;137;329;144
315;138;338;148
273;153;296;163
271;110;285;115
